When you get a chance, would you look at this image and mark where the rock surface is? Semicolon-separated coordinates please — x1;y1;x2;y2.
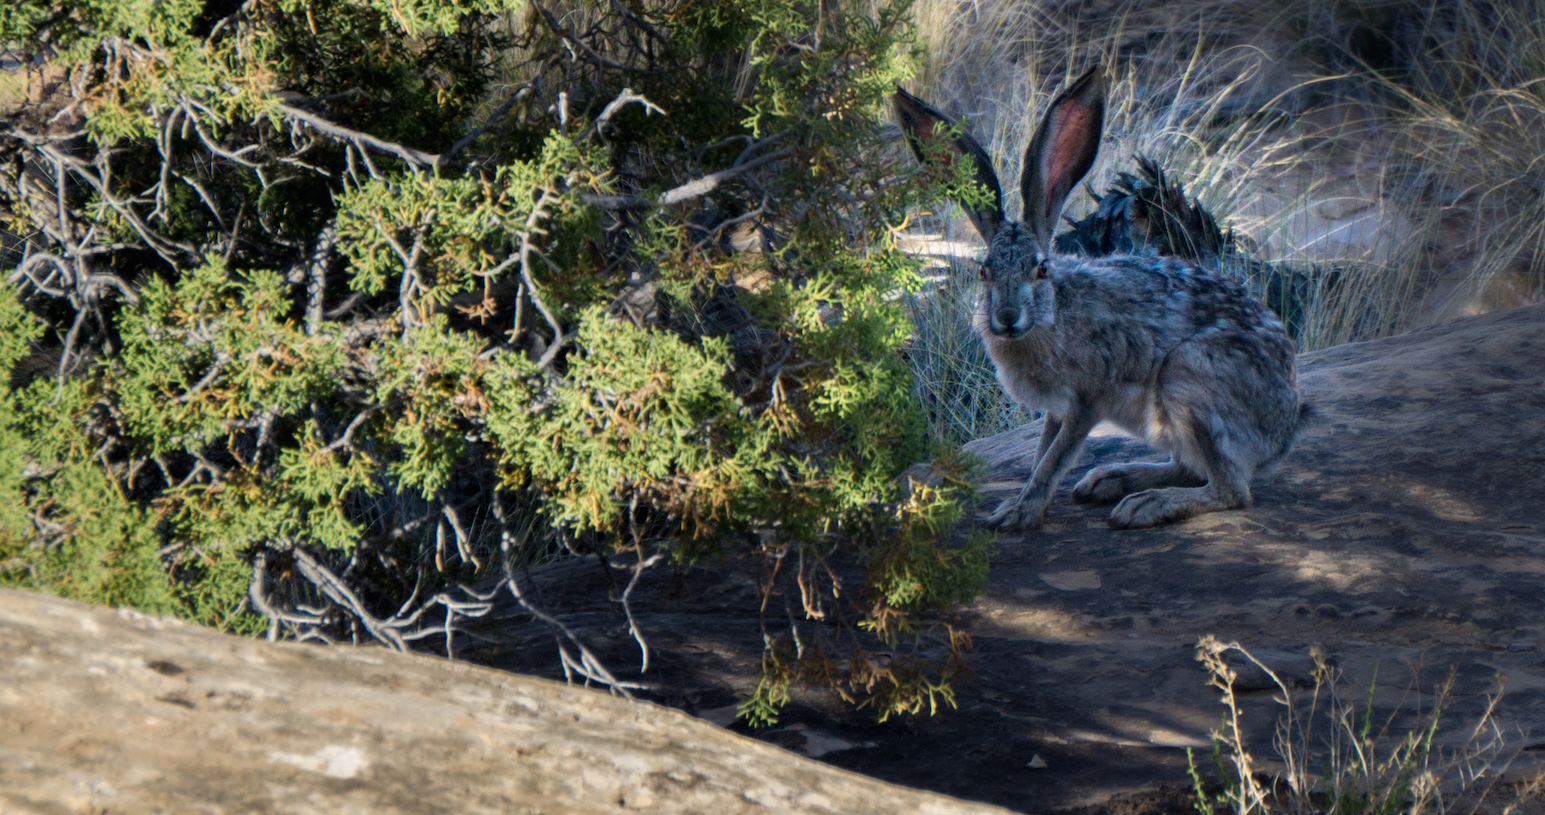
0;588;1012;815
484;304;1545;813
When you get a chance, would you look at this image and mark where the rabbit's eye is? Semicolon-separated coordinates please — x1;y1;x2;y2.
978;263;990;281
1033;261;1048;280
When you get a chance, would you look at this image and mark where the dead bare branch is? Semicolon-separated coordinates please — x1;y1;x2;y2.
279;103;440;169
585;141;795;210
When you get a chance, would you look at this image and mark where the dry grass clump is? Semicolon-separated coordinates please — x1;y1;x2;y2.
1191;637;1542;815
900;0;1545;442
904;256;1031;446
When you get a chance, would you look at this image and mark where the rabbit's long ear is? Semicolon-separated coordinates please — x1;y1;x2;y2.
1021;67;1105;252
893;87;1004;243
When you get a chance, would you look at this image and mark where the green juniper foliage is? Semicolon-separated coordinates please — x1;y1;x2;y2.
1;0;989;719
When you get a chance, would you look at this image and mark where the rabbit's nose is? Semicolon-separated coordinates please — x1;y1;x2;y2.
994;306;1019;330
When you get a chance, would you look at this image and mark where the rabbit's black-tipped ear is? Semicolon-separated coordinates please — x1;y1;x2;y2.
893;87;1004;243
1021;66;1105;252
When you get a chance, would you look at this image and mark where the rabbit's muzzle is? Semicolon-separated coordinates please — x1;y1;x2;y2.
990;305;1023;337
985;284;1036;338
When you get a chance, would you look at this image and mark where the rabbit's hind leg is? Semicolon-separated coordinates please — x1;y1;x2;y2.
1072;457;1203;504
1107;429;1251;529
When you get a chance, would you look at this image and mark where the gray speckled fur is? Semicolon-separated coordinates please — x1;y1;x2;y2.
895;69;1310;530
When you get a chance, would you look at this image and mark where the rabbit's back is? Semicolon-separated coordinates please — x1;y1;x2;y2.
982;255;1299;450
1090;256;1296;365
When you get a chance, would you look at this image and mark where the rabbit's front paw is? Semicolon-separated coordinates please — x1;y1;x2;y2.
1072;466;1128;503
1109;489;1181;529
985;494;1048;531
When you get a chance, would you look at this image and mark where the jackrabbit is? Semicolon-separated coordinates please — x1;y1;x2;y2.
894;67;1311;530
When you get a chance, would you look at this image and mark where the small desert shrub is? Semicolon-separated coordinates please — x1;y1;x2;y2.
0;0;991;722
1189;637;1540;815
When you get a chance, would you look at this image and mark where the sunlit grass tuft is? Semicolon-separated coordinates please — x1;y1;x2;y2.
904;256;1031;447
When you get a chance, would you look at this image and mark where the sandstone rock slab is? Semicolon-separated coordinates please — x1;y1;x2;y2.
0;588;1012;815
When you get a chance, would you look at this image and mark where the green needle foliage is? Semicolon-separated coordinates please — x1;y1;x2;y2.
1;0;989;720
